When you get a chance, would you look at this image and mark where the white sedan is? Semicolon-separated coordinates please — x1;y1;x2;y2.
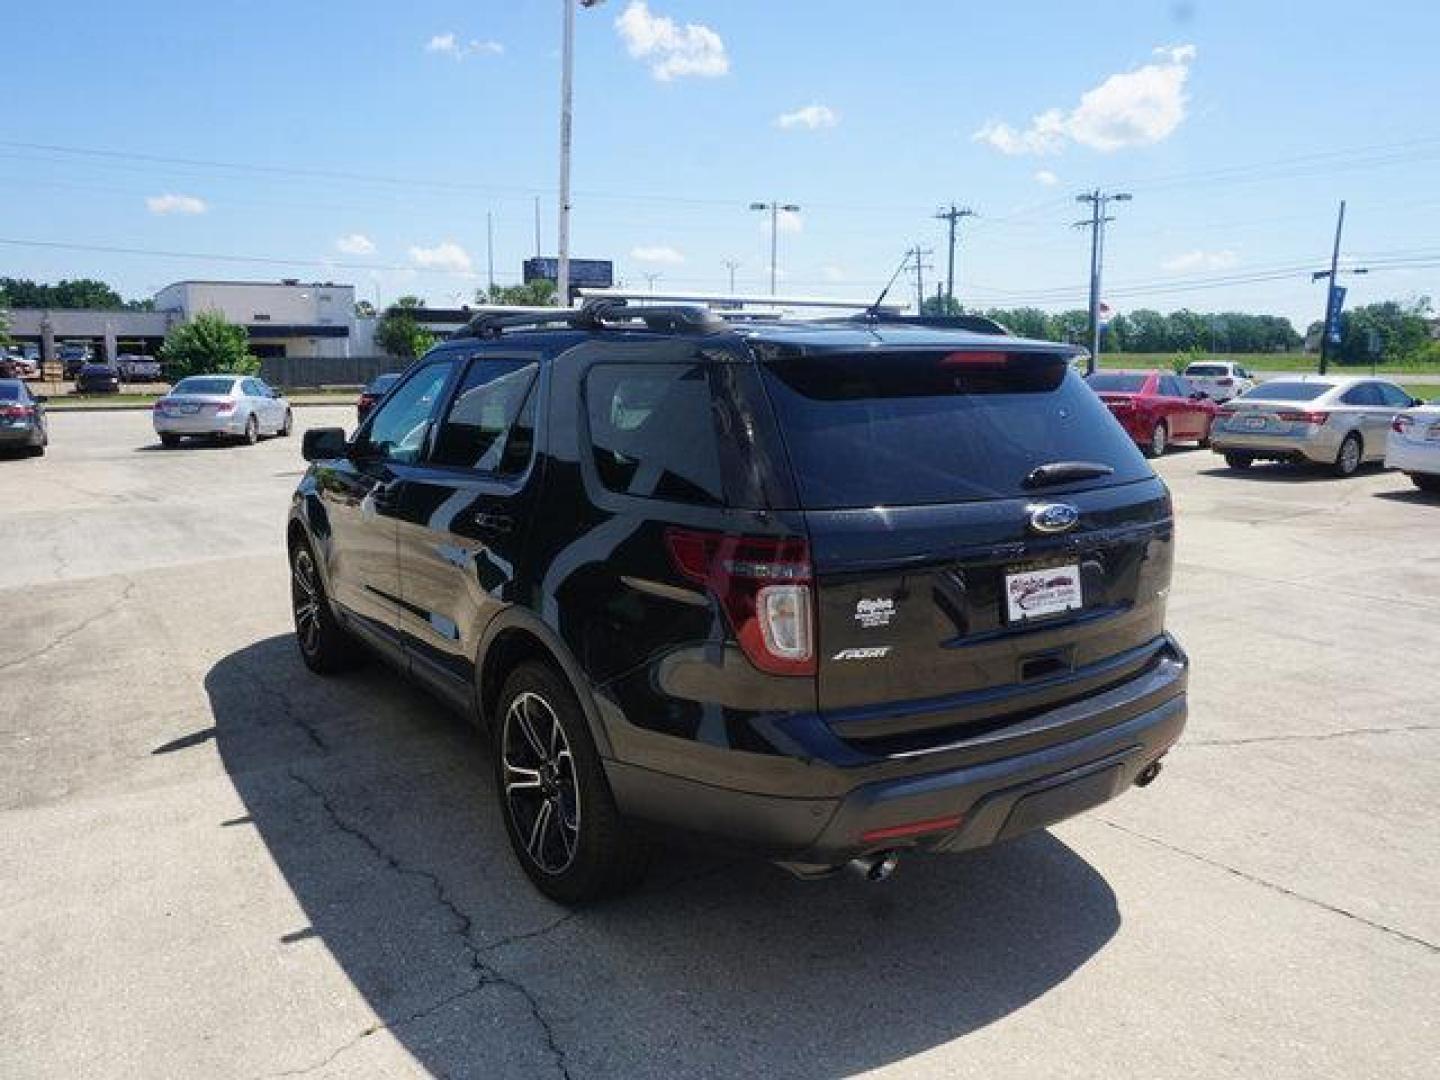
153;374;293;447
1386;400;1440;493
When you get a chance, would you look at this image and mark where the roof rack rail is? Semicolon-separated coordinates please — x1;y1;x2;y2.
456;298;728;339
843;312;1014;335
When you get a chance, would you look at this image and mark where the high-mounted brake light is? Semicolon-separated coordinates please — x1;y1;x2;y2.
939;350;1010;368
666;529;815;676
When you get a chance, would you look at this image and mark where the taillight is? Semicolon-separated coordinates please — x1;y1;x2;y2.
1276;410;1329;425
0;405;31;420
1392;415;1413;434
1217;377;1233;386
665;529;815;676
212;401;235;414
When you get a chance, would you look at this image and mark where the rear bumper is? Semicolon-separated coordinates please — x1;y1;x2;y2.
154;415;248;435
606;640;1188;866
1385;440;1440;475
0;423;41;445
1210;427;1339;463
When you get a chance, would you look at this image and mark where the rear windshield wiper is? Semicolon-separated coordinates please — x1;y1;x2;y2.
1022;461;1115;489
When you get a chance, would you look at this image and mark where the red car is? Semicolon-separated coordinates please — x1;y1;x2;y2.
1085;370;1219;457
356;372;402;423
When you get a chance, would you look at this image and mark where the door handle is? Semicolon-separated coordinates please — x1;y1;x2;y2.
470;512;514;534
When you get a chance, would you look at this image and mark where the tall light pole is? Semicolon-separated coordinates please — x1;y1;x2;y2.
750;201;801;295
557;1;605;307
1310;200;1369;375
934;204;976;310
723;259;740;293
1074;190;1131;373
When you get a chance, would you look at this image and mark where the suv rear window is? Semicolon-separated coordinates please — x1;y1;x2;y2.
759;351;1151;508
1242;381;1330;402
1185;364;1228;376
585;363;724;505
1085;373;1147;393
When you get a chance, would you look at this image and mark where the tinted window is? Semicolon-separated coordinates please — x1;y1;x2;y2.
1185;364;1228;376
1341;383;1382;406
1376;383;1414;408
241;379;264;397
173;377;237;396
0;383;20;401
586;363;724;505
430;359;538;473
1160;376;1187;397
363;360;454;464
365;373;402;394
1242;381;1330;402
760;352;1151;508
1085;373;1147;393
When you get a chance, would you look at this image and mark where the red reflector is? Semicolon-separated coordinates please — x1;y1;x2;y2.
861;814;964;844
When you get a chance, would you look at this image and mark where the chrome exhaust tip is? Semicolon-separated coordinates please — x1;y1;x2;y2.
847;850;900;882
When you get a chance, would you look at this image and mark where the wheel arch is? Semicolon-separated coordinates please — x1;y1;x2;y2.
475;612;614;758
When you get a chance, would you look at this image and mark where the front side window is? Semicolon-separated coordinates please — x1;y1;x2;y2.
430;359;538;473
585;363;724;505
363;360;454;464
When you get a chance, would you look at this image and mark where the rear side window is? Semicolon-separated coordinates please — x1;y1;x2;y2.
585;363;724;505
759;351;1151;508
1086;373;1147;393
1242;381;1329;402
1341;384;1382;406
1376;383;1414;408
430;359;538;473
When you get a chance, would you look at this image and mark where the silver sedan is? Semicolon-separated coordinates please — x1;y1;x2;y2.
153;375;293;447
1210;375;1419;476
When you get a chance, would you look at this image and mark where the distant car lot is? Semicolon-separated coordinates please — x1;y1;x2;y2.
0;409;1435;1079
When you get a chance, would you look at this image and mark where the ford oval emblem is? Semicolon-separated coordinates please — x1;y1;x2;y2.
1029;503;1080;534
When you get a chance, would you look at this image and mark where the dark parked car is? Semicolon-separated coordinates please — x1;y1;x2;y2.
289;304;1188;903
356;372;402;423
76;363;121;394
1085;370;1218;457
0;379;48;457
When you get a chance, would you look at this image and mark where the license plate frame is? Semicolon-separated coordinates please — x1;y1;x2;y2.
1004;563;1083;624
1244;415;1267;430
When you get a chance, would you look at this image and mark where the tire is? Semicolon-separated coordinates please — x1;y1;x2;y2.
1197;419;1213;449
242;414;259;445
26;443;44;457
1143;421;1168;459
160;434;181;448
1413;474;1440;494
494;661;650;904
1332;432;1362;477
290;541;363;674
279;409;293;437
1224;452;1254;471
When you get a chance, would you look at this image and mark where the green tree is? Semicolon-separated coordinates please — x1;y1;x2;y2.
375;296;435;358
1335;298;1432;366
478;280;558;306
0;277;139;309
920;294;964;316
0;305;10;346
160;312;258;378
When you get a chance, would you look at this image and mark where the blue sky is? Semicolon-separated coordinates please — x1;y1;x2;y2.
5;0;1439;328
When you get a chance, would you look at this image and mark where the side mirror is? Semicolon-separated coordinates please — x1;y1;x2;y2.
301;427;349;463
1413;398;1426;408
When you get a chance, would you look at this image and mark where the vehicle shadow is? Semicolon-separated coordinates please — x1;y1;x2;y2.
204;636;1121;1079
1196;463;1386;483
1374;486;1440;504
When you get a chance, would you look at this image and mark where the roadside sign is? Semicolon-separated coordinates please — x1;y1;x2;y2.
1324;284;1346;345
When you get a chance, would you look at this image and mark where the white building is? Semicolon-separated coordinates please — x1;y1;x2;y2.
153;279;357;359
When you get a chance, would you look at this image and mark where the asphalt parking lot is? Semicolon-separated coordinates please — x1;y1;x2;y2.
1;408;1436;1079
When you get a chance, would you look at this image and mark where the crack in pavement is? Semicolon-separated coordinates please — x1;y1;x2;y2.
1185;724;1440;748
1099;818;1438;954
271;770;577;1080
238;662;328;752
0;576;137;674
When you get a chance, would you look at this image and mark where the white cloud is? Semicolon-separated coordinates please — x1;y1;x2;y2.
1161;248;1238;272
974;44;1196;155
1034;169;1060;186
146;193;207;216
425;32;504;59
408;241;473;274
777;104;839;130
335;233;376;256
615;2;728;81
630;245;686;265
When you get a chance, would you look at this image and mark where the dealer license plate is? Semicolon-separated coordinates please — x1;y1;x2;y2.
1005;564;1083;623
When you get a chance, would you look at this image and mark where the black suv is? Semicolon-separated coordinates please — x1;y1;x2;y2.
290;303;1187;903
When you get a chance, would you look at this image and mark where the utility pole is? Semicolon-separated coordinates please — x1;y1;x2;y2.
642;273;661;295
486;211;496;296
1073;189;1131;373
723;260;740;293
556;1;605;307
750;201;801;295
533;196;542;260
934;204;976;310
907;245;934;314
1310;201;1369;375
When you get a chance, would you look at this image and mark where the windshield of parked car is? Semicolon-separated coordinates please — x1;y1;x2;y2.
1240;381;1330;402
172;377;237;396
1084;373;1148;393
760;351;1151;508
1185;364;1229;376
